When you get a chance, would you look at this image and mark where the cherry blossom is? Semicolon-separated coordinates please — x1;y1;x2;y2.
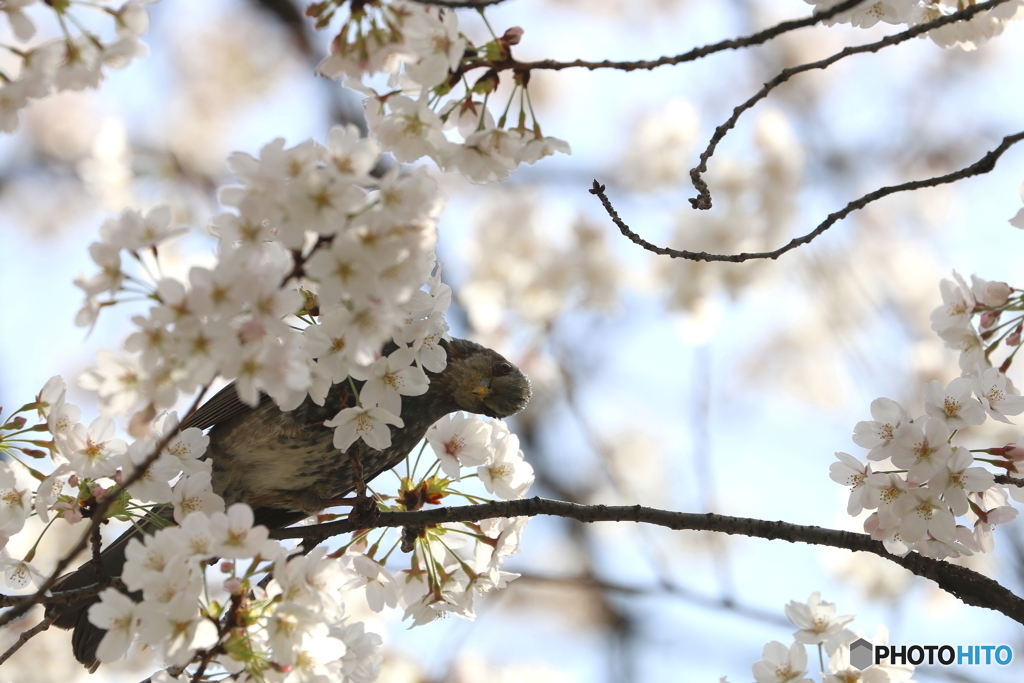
88;588;140;663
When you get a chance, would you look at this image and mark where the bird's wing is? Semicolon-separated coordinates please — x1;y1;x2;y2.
180;383;273;431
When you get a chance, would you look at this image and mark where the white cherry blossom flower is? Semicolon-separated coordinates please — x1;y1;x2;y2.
937;326;987;373
752;640;812;683
890;418;952;484
375;94;449;164
784;592;855;648
61;416;127;480
351;346;429;416
138;598;218;667
344;554;400;613
171;471;225;523
325;405;404;451
852;397;910;461
404;6;466;89
428;412;493;479
79;350;144;417
209;503;270;558
929;271;975;331
828;452;872;516
893;489;957;545
270;546;344;619
928;446;994;516
0;550;45;588
478;430;534;500
88;588;140;663
972;367;1024;424
122;437;180;503
122;527;187;591
331;620;383;683
0;462;31;537
267;603;322;667
35;463;72;523
923;377;986;429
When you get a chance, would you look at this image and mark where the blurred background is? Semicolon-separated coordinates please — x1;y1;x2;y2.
1;0;1024;681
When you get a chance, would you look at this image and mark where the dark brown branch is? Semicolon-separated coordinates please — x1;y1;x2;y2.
0;612;58;665
410;0;510;7
592;131;1024;262
0;385;210;628
270;497;1024;625
996;474;1024;488
688;0;1013;211
469;0;871;73
0;578;126;608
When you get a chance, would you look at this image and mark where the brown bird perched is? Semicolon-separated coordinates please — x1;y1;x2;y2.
49;337;531;670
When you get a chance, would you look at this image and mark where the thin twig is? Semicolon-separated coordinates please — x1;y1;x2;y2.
467;0;871;73
688;0;1012;211
0;577;125;608
410;0;510;7
591;131;1024;262
0;612;58;665
0;384;210;628
270;497;1024;625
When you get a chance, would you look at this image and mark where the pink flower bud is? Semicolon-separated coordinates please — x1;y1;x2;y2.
1009;332;1022;347
980;311;1000;329
220;560;234;573
981;281;1012;307
1004;443;1024;461
223;577;243;594
502;27;524;45
68;475;79;487
90;483;107;500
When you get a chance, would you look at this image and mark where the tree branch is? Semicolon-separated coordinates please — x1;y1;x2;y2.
688;0;1012;211
410;0;511;7
0;578;126;609
270;497;1024;625
592;131;1024;262
995;474;1024;488
468;0;871;73
0;612;58;666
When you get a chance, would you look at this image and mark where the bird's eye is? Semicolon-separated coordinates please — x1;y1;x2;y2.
495;361;514;376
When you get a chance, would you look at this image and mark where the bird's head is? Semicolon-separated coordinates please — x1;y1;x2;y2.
438;338;531;419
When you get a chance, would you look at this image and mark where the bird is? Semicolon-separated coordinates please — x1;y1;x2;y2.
48;337;531;670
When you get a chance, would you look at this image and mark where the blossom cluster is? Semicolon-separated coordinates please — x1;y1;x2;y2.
731;592;913;683
805;0;1024;50
831;273;1024;559
74;125;450;449
336;414;534;626
312;1;570;183
88;503;383;682
0;372;534;676
0;0;150;133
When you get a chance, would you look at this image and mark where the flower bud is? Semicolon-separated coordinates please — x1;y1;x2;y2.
980;281;1012;307
502;27;524;45
4;416;27;430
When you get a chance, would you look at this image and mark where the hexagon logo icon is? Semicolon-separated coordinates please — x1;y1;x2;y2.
850;638;874;670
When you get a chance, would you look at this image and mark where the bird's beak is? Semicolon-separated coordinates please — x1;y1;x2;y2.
473;378;491;400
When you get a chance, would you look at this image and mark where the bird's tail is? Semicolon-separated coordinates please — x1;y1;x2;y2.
47;509;171;671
